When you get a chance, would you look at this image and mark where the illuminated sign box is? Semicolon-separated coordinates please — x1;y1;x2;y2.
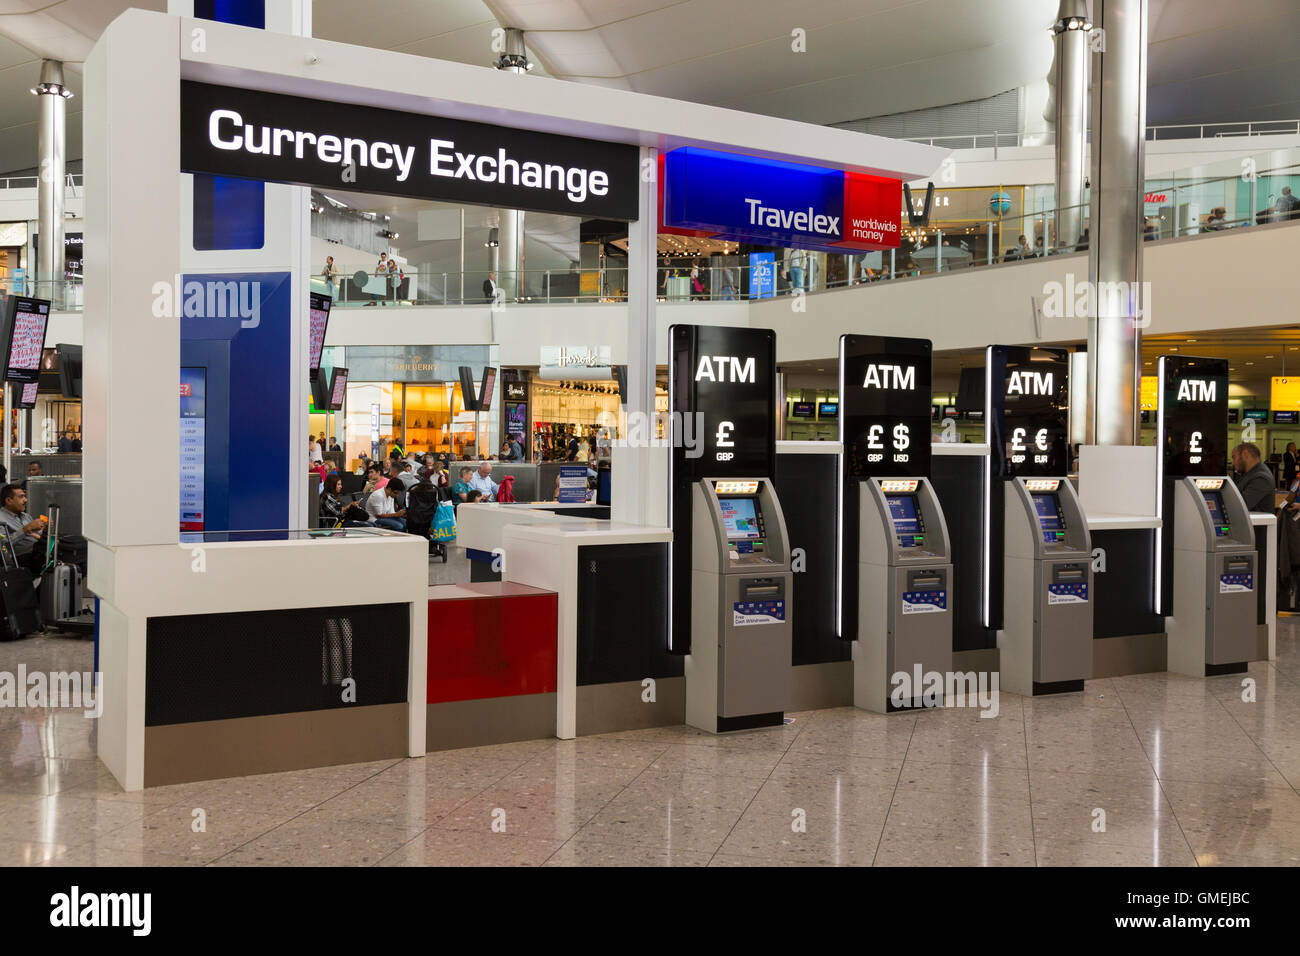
1140;375;1159;411
661;146;901;253
1271;376;1300;411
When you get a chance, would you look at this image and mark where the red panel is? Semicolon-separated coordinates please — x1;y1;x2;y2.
830;172;902;251
427;593;557;703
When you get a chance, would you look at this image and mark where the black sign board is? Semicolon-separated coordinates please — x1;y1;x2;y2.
1157;355;1228;479
669;324;777;652
181;82;640;221
839;335;933;640
1156;355;1229;613
987;346;1070;480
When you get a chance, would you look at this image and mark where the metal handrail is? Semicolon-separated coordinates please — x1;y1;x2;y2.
902;119;1300;148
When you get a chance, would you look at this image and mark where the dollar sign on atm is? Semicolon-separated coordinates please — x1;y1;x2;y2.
1035;427;1048;451
893;423;910;451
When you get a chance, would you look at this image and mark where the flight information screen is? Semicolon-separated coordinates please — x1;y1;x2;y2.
1032;493;1066;544
1202;491;1229;536
719;497;761;539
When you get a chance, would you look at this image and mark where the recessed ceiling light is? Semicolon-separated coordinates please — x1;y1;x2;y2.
1246;361;1255;365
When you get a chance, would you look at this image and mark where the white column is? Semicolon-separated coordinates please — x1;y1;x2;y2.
625;146;658;526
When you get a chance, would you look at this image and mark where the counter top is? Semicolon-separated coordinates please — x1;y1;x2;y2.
777;440;841;455
505;520;672;546
932;442;990;456
1087;513;1162;530
427;581;554;602
1251;513;1277;526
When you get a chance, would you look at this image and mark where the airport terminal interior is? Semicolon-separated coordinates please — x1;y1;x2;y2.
0;0;1299;872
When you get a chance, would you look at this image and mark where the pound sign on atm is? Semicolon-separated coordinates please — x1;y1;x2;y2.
1035;428;1048;451
1189;430;1202;454
893;423;910;451
716;421;735;447
1011;427;1026;452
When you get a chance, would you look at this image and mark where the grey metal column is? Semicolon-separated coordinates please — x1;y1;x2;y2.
34;60;71;307
1048;1;1090;251
1086;0;1147;445
493;28;530;302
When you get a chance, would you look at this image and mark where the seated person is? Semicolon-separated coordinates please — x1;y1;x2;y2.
320;474;369;528
0;484;45;571
362;462;387;495
464;490;484;503
23;461;42;491
365;480;407;531
452;467;474;503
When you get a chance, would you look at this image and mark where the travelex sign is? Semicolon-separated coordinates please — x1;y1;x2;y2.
661;147;901;252
180;82;639;220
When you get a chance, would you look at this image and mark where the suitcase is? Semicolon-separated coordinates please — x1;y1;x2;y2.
39;505;83;624
0;529;43;639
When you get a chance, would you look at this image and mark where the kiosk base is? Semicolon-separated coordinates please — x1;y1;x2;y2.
716;712;784;732
1032;679;1085;696
1204;661;1248;677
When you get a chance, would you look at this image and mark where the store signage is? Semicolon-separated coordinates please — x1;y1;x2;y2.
988;346;1070;479
505;381;527;401
1158;355;1228;478
1;295;50;385
660;147;901;252
539;345;611;368
181;82;639;220
557;465;588;503
1143;192;1168;204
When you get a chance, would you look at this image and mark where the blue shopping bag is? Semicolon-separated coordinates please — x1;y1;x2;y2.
433;501;457;541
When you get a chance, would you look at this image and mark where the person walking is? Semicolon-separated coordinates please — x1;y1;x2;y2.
321;255;337;295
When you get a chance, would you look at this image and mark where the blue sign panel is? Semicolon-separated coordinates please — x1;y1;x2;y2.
749;252;775;299
557;465;588;504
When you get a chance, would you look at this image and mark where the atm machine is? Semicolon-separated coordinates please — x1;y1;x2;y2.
855;477;953;713
1001;477;1093;696
687;478;793;733
1167;477;1256;676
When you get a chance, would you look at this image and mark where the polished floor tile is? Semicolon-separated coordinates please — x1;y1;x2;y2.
2;618;1299;866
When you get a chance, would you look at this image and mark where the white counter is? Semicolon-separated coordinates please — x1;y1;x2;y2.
502;519;672;740
454;501;603;554
1087;512;1162;531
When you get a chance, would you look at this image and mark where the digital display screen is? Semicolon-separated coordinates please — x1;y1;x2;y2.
719;496;761;540
179;367;206;533
886;494;922;536
1202;490;1229;536
791;402;814;418
1032;492;1066;543
308;292;331;375
1243;409;1268;423
329;368;348;410
507;401;527;437
4;298;49;384
478;367;497;411
1227;408;1239;424
1275;410;1298;424
818;402;838;418
15;381;37;408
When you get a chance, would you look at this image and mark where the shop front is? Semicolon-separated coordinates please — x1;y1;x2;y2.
332;345;499;466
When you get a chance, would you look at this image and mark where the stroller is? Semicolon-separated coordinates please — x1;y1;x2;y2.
405;482;448;562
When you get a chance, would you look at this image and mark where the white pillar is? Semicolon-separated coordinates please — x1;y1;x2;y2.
625;146;658;526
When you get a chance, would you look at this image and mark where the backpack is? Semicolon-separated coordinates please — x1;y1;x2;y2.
497;474;516;503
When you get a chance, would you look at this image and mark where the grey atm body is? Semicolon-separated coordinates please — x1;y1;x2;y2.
854;478;953;713
1001;478;1093;696
687;478;793;733
1168;477;1257;676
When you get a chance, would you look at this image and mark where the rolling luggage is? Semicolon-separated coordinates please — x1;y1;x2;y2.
0;529;43;640
39;505;83;625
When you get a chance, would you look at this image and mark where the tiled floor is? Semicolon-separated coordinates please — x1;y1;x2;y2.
2;609;1299;866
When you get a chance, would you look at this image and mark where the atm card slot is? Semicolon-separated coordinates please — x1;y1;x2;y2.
909;575;943;590
744;585;780;596
1055;569;1085;582
1224;558;1252;574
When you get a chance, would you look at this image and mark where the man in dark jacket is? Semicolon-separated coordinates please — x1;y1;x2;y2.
1232;442;1277;513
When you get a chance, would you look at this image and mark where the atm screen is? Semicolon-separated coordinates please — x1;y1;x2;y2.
1202;491;1229;537
886;494;923;533
1032;493;1067;544
719;497;762;540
